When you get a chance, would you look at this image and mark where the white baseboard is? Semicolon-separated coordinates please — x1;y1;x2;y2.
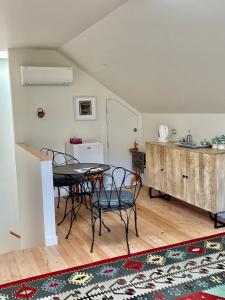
45;235;58;246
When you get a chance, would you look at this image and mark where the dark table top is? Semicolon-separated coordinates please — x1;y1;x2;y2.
53;163;110;176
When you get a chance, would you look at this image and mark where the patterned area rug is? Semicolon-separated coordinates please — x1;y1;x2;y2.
1;233;225;299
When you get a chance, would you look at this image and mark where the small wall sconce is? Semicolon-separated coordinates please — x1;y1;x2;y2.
37;108;45;118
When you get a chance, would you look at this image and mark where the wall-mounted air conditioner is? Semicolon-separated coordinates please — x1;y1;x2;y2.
20;66;73;86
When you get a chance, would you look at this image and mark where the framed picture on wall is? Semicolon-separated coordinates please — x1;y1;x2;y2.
73;96;96;120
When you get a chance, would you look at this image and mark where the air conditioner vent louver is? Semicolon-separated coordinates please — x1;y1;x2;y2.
20;66;73;85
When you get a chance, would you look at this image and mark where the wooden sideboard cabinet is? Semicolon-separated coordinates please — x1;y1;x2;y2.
146;142;225;213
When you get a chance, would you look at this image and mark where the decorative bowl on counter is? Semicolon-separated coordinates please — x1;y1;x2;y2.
212;135;225;149
200;139;211;146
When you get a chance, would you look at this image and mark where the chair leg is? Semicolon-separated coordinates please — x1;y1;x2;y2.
99;210;102;236
98;210;110;235
134;205;139;237
90;212;97;253
66;197;75;239
121;211;131;254
119;211;123;221
58;196;69;226
102;221;111;232
84;197;88;209
125;223;130;255
57;187;61;208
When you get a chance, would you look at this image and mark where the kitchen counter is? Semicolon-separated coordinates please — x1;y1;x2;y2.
147;141;225;155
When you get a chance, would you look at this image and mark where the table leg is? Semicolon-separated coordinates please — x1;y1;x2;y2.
209;212;225;228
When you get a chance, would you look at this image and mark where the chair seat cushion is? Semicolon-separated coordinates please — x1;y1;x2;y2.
92;190;134;211
53;175;80;187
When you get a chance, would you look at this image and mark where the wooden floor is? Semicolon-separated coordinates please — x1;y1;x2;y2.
0;187;224;284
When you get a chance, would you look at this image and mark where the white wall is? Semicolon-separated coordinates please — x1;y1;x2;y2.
8;48;127;153
0;59;19;254
142;113;225;145
141;113;225;186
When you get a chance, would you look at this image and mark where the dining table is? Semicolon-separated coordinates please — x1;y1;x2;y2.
53;162;110;239
53;162;110;177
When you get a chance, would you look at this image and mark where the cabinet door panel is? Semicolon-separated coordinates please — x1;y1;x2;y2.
216;155;225;212
186;152;216;211
146;144;165;191
164;147;186;199
184;151;196;205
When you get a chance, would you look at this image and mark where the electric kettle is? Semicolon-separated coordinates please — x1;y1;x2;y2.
158;125;169;143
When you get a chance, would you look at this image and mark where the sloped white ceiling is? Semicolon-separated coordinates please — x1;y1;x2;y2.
61;0;225;113
0;0;127;49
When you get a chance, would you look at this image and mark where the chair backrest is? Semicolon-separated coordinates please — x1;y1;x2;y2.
85;165;142;209
40;148;79;166
40;148;54;161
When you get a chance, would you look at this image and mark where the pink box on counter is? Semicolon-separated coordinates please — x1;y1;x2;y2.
69;137;82;144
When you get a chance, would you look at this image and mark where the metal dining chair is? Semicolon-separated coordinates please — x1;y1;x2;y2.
53;163;111;239
85;166;142;254
40;148;80;208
